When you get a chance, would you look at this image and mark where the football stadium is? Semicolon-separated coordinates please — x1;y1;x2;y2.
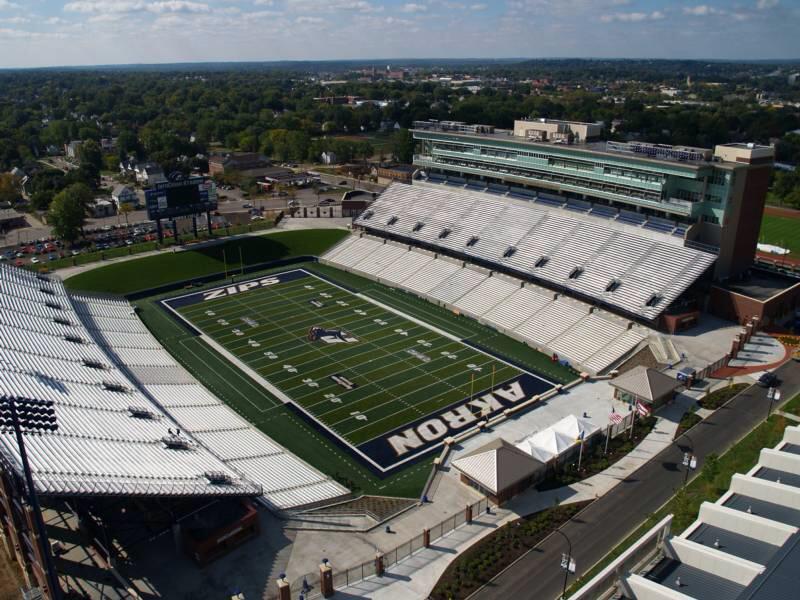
2;121;798;600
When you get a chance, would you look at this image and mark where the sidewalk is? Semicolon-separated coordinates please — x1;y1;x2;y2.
332;391;698;599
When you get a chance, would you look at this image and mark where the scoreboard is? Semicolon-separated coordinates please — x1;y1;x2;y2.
145;177;217;220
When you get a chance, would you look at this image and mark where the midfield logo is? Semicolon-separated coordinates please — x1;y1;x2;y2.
308;326;358;344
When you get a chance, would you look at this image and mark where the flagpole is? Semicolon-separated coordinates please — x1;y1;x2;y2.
604;423;610;455
629;404;636;439
577;433;584;471
223;249;228;278
490;365;495;395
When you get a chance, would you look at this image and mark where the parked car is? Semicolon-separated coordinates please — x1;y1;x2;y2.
242;203;253;209
758;372;780;388
250;215;264;221
319;198;336;205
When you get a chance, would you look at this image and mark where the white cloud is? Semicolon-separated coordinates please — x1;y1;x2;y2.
295;15;323;23
64;1;209;14
0;16;28;24
64;1;142;12
147;1;209;12
683;5;724;16
600;10;664;22
253;0;273;4
400;3;427;12
0;0;19;9
470;3;487;10
757;0;779;9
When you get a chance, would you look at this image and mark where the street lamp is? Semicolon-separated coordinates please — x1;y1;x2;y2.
0;395;61;599
680;432;696;486
554;528;574;599
767;387;781;419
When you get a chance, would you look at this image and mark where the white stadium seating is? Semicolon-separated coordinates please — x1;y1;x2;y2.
322;236;648;374
0;264;347;509
355;183;716;321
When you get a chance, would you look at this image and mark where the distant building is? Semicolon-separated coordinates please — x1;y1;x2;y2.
0;208;26;233
208;152;273;178
100;137;117;152
374;163;415;184
64;140;82;159
90;199;116;218
512;118;602;143
135;162;166;186
320;151;338;166
111;185;138;208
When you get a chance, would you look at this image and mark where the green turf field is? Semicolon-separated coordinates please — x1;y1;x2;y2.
64;229;349;294
165;268;555;473
759;214;800;256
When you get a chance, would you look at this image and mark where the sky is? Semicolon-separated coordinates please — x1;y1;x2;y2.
0;1;797;68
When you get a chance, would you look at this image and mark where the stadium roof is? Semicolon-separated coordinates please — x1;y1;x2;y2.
355;183;716;321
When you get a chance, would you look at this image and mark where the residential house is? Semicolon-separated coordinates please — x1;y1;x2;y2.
111;185;138;209
135;162;166;186
64;140;82;159
320;151;338;165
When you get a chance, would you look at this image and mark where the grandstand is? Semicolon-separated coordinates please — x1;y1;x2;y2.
322;233;648;374
0;263;347;509
354;182;717;322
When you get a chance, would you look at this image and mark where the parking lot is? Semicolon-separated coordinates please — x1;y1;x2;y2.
0;183;361;268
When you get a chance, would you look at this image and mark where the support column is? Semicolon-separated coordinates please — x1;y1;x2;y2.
423;528;430;548
375;552;385;577
465;504;473;524
276;575;290;600
319;560;334;598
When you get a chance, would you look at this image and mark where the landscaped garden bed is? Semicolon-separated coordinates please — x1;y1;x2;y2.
430;501;592;600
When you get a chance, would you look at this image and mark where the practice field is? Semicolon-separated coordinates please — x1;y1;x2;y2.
163;269;554;473
760;213;800;257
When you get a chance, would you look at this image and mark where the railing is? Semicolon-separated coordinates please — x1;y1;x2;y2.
273;497;491;599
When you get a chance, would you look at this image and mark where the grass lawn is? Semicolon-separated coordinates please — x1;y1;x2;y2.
566;409;796;596
759;214;800;256
64;229;349;295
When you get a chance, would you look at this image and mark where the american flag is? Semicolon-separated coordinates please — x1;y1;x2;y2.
609;411;624;425
636;400;652;417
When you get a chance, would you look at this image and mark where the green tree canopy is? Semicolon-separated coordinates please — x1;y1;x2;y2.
48;183;93;245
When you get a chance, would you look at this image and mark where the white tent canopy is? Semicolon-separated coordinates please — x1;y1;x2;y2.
551;414;601;442
515;414;600;462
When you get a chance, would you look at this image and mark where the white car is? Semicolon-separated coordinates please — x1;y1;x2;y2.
30;257;40;264
250;215;264;221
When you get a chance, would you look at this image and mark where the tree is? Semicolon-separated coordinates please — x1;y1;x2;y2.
0;173;19;205
79;139;102;172
48;183;92;245
118;201;133;226
390;128;414;164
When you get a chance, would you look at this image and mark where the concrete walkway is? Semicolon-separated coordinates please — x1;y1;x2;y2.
332;391;699;599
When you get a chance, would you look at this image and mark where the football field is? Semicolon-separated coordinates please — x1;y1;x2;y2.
163;269;554;473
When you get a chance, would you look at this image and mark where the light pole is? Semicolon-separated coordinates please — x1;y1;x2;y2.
0;395;61;599
766;387;781;419
554;528;573;599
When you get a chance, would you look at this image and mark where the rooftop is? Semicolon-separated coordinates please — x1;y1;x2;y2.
688;523;781;565
721;269;800;302
646;558;746;600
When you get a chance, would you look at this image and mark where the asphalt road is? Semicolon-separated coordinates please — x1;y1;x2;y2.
472;360;800;600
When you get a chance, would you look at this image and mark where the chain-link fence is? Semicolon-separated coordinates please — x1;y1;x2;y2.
270;497;491;599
